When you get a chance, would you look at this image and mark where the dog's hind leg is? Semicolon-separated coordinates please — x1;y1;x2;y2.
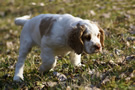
13;32;34;82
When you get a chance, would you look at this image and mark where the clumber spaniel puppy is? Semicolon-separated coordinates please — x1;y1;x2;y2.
13;14;105;81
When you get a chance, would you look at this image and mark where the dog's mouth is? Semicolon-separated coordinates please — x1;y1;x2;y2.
84;48;102;54
94;50;100;53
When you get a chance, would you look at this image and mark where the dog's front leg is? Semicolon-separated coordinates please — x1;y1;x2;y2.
70;51;82;66
39;47;57;73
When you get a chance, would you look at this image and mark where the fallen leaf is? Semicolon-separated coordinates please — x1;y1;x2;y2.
126;41;130;47
6;49;11;54
0;11;5;17
42;81;57;87
30;2;36;5
119;73;126;79
4;34;10;39
101;13;111;18
114;49;123;55
89;10;96;16
129;30;135;34
129;72;134;78
85;86;92;90
101;76;110;84
92;87;101;90
39;3;45;6
53;72;67;81
87;69;93;75
130;25;135;31
6;41;13;49
63;0;71;3
125;77;131;81
66;86;71;90
8;65;14;69
127;37;135;41
126;55;135;61
117;56;125;63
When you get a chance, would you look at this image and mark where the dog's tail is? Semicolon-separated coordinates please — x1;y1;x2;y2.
15;15;31;26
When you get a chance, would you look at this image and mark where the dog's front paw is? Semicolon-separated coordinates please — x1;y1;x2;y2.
13;75;24;82
76;63;86;67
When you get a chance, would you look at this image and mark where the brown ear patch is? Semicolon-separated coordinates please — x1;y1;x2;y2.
39;17;56;37
93;22;105;47
98;26;105;47
68;23;86;54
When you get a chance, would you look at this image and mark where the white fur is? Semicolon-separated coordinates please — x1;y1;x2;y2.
15;15;31;26
13;14;102;81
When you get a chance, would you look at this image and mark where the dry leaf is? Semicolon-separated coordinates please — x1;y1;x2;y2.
39;3;44;6
127;37;135;41
102;76;110;84
119;73;126;79
53;72;67;81
30;2;36;5
114;49;123;55
43;81;57;87
4;34;10;39
125;77;131;81
6;41;13;49
129;30;135;34
126;41;130;47
66;86;71;90
126;55;135;61
89;10;96;16
101;13;111;18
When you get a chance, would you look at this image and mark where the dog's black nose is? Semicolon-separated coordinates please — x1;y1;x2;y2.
93;44;101;50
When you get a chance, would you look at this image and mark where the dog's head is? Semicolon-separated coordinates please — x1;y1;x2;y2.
68;22;105;54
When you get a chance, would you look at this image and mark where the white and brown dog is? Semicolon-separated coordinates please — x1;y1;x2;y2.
13;14;105;81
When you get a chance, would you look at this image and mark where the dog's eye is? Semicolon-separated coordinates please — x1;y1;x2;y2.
97;33;100;38
85;34;91;41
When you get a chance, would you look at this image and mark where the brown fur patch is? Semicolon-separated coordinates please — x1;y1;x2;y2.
93;22;105;47
98;26;105;47
39;17;56;37
68;23;86;54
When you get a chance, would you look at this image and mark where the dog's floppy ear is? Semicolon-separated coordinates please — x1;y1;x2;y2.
98;26;105;47
68;23;85;54
94;22;105;47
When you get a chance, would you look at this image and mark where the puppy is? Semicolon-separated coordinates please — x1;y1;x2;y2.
13;14;105;81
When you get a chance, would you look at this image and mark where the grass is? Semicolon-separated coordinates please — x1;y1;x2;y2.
0;0;135;89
